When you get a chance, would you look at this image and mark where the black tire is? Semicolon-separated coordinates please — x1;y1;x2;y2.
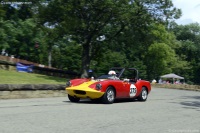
68;94;80;102
102;87;115;104
138;87;148;101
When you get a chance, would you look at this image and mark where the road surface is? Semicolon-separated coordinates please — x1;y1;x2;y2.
0;88;200;133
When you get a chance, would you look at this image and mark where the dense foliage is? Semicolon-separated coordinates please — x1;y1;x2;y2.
0;0;199;84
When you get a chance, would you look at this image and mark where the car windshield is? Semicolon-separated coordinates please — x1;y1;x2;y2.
96;68;138;80
97;75;114;79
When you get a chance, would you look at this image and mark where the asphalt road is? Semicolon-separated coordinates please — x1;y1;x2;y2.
0;88;200;133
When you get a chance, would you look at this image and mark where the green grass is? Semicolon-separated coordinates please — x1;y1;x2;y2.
0;69;67;84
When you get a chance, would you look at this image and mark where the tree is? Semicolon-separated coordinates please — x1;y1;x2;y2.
38;0;181;78
170;23;200;84
52;42;82;72
145;43;176;80
0;3;47;63
91;50;128;76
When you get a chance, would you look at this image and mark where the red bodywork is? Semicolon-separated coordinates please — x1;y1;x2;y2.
69;78;151;99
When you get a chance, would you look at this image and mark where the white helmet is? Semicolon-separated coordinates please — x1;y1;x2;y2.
108;70;116;75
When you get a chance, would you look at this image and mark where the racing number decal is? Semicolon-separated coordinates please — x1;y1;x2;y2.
130;84;137;97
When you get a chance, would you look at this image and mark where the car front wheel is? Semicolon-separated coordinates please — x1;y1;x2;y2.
138;87;148;101
68;94;80;103
102;87;115;104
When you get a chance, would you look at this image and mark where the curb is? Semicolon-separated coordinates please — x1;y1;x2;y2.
0;84;67;99
151;84;200;92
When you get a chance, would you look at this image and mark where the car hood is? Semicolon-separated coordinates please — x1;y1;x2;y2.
68;79;99;90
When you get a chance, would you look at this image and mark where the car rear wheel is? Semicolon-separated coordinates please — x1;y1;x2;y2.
68;94;80;102
138;87;148;101
102;87;115;104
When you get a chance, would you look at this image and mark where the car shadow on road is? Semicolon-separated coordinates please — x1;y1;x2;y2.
63;99;138;104
63;99;102;104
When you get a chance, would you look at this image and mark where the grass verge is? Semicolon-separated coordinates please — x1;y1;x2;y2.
0;69;67;84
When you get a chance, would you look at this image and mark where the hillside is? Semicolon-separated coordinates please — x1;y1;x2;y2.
0;69;67;84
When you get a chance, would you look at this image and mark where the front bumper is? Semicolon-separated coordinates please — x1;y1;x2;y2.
66;87;104;99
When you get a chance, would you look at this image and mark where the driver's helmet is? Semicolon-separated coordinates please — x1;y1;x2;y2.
108;70;116;75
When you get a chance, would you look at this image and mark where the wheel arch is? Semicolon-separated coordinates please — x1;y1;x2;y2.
142;86;149;94
107;85;116;97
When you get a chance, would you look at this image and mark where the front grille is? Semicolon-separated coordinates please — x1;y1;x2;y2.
74;90;86;95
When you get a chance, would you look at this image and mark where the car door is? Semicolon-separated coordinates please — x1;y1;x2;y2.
122;81;138;98
111;80;126;98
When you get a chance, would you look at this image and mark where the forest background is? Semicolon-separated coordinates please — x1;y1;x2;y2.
0;0;199;85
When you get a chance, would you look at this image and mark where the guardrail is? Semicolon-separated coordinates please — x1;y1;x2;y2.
0;55;43;67
0;55;80;78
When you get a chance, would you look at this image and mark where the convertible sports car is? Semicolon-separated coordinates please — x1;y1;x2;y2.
66;67;151;104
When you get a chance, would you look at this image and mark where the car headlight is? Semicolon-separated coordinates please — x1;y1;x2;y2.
66;81;71;87
96;83;102;90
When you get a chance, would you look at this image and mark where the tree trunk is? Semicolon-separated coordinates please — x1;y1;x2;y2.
48;47;52;68
81;43;90;78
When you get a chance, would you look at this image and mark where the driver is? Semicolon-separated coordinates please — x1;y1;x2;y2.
108;70;118;80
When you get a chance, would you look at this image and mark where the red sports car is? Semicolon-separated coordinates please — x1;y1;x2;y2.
66;67;151;104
